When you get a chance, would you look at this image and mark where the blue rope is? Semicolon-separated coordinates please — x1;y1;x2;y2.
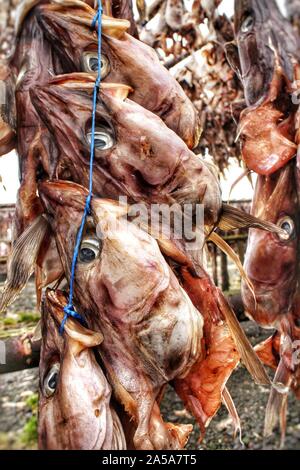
60;2;103;334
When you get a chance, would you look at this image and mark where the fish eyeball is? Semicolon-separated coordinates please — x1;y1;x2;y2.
86;127;115;150
277;216;295;241
241;14;254;34
44;363;60;397
82;52;110;79
79;237;101;263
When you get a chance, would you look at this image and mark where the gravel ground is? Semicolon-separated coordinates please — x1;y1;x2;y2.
0;282;300;450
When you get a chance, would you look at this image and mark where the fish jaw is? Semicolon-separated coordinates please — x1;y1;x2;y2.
237;63;297;175
39;180;88;213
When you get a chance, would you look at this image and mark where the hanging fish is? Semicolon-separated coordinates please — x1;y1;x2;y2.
234;0;300;175
30;75;222;227
39;288;126;450
38;179;203;450
8;1;65;235
241;162;300;443
33;0;201;148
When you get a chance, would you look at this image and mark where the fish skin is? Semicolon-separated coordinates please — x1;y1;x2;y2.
234;0;299;175
234;0;300;107
9;8;64;236
241;163;300;432
233;0;300;440
9;0;201;238
38;179;203;450
34;1;200;148
30;76;222;226
38;288;126;450
242;163;300;328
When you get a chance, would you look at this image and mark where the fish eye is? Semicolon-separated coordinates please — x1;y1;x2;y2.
79;237;101;263
277;216;295;241
241;14;254;33
86;127;114;150
44;363;60;397
82;52;110;78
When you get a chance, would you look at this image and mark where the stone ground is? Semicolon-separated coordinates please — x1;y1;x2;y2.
0;282;300;450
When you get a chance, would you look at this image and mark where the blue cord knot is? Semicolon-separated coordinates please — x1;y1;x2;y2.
60;1;103;334
60;305;86;334
92;7;103;29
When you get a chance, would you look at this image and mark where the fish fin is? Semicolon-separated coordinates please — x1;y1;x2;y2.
222;386;243;446
110;408;127;450
186;395;206;440
208;231;256;307
264;358;292;442
31;320;42;343
279;398;287;449
0;216;49;313
215;290;271;386
35;233;64;306
35;266;43;310
219;204;287;238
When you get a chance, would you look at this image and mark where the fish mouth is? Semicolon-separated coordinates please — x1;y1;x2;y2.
44;289;68;326
46;288;65;306
46;73;133;99
38;2;130;38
